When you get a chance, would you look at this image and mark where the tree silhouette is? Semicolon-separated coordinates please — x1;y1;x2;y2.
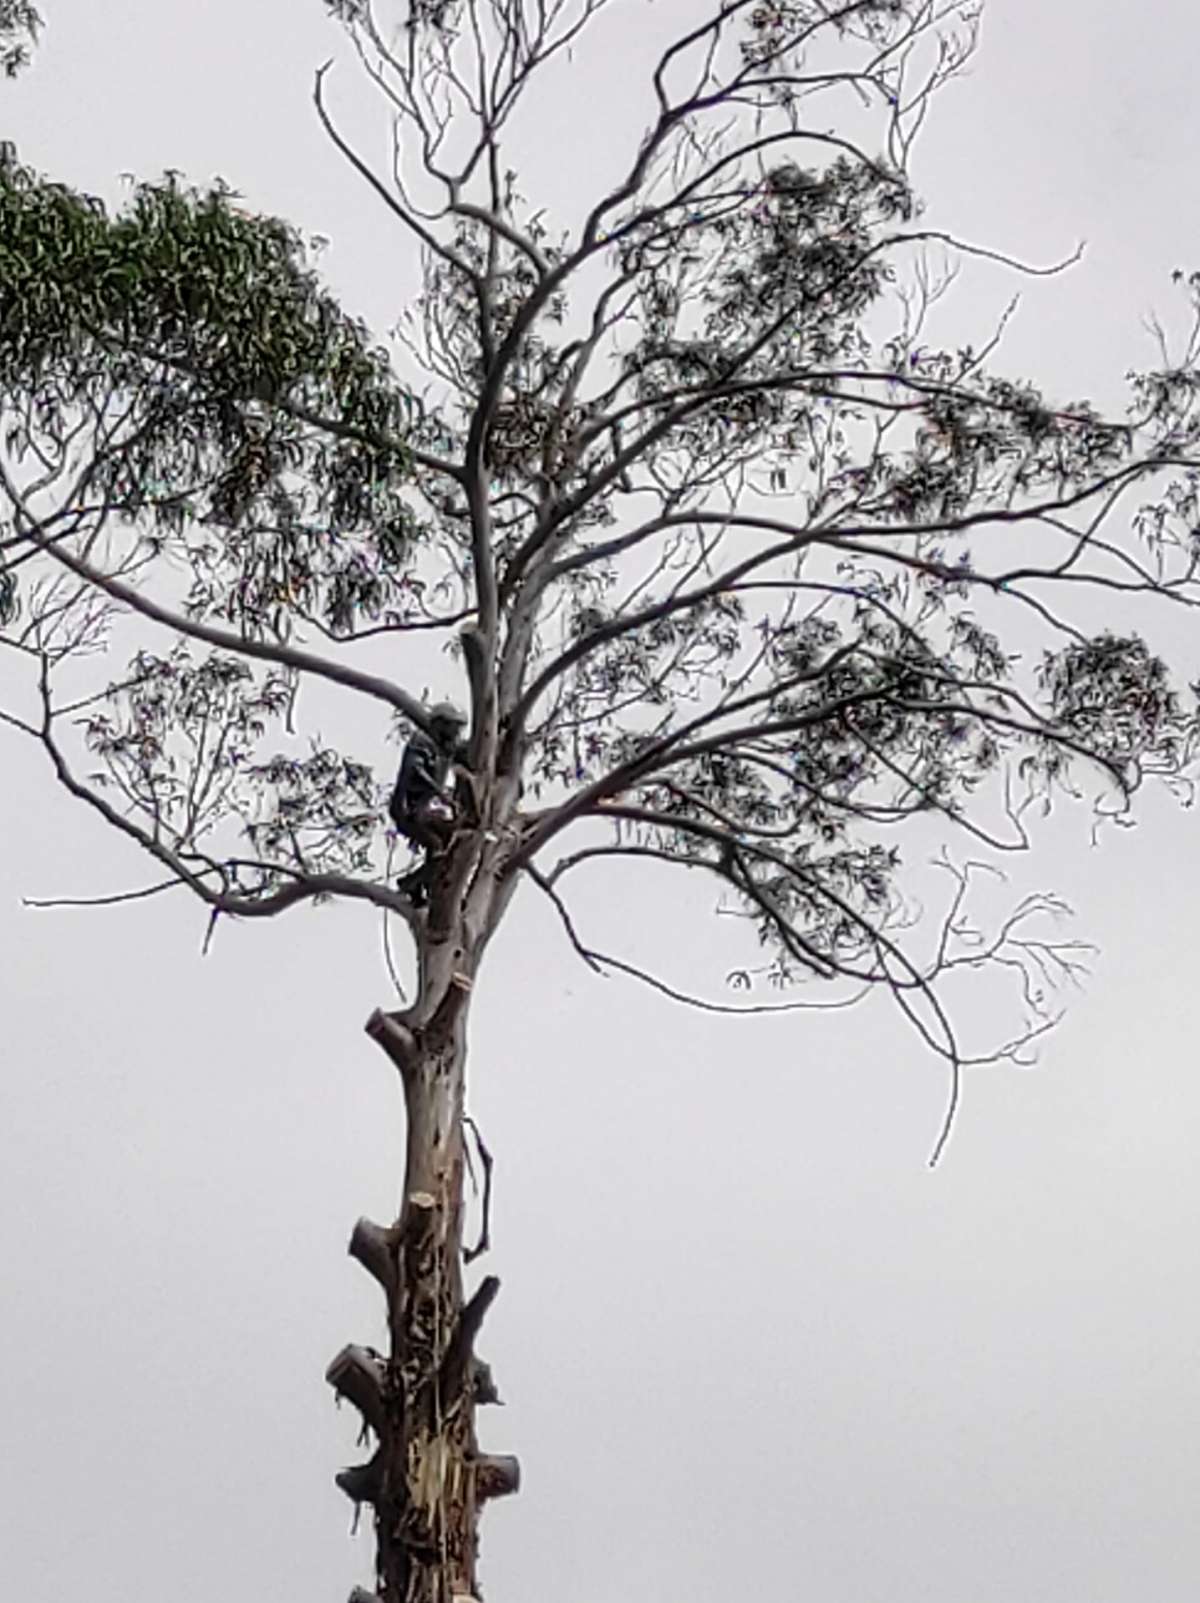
4;3;1200;1598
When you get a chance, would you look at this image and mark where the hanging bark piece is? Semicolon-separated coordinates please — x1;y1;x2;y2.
462;1112;494;1266
326;1344;387;1438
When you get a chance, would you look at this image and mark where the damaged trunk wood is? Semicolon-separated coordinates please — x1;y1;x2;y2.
330;783;525;1602
333;919;516;1599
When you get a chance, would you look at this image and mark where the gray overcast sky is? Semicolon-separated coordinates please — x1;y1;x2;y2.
2;3;1199;1601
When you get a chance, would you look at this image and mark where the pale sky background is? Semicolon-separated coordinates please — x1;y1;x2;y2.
2;3;1199;1601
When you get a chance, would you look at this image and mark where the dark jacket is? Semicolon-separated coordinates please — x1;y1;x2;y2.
389;731;467;826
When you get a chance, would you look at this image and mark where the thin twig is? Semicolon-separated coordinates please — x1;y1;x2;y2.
23;877;182;910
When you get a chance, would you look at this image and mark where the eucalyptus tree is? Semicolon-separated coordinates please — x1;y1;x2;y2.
4;2;1200;1600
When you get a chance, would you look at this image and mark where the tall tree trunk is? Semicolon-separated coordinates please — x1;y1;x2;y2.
330;828;521;1603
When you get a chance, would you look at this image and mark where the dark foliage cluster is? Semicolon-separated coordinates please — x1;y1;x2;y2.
0;0;38;78
0;152;435;643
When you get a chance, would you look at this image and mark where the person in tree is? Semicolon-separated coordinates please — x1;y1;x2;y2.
388;701;469;904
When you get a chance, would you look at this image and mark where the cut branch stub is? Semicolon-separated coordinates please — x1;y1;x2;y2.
472;1357;502;1406
474;1453;520;1502
401;1189;438;1252
438;1274;500;1404
347;1590;379;1603
364;1007;418;1081
335;1451;383;1510
348;1215;398;1297
325;1343;387;1438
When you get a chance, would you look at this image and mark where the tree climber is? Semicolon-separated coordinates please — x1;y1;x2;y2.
388;701;469;905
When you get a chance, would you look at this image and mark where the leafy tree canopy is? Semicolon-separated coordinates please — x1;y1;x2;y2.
4;0;1200;1156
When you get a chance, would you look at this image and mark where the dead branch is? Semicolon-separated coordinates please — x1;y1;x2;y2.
348;1216;400;1299
437;1274;500;1407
